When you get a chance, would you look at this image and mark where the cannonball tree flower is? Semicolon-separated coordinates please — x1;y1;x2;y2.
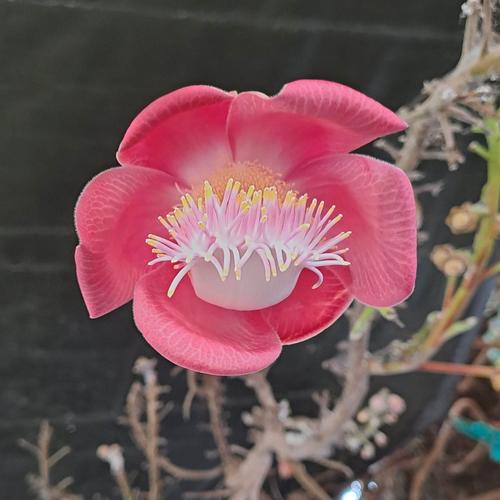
75;80;416;376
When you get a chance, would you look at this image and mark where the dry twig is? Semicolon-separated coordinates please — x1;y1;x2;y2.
18;420;81;500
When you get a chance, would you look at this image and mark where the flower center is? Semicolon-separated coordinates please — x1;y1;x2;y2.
146;162;351;311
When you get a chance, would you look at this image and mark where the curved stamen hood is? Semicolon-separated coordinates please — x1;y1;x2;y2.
146;164;351;310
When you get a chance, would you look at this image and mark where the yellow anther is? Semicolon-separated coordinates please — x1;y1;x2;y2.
184;192;195;206
279;262;289;272
241;201;250;213
226;178;234;191
158;215;169;228
167;214;178;227
298;194;308;206
252;190;262;204
284;190;295;206
236;191;245;204
197;197;203;210
260;206;268;222
235;267;242;280
173;207;184;222
298;223;310;231
232;180;241;193
247;185;255;198
181;196;189;209
331;214;343;225
145;238;157;247
263;187;276;202
324;205;336;219
204;180;213;201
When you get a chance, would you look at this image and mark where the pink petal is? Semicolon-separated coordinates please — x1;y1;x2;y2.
133;265;282;376
227;80;406;176
263;268;353;345
289;154;417;307
117;85;235;187
75;166;178;318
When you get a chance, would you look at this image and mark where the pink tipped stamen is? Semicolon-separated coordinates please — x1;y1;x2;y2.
146;179;350;298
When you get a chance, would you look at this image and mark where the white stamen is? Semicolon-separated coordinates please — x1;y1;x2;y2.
146;179;351;308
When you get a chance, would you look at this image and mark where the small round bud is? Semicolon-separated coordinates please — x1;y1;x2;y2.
430;244;453;270
442;255;468;277
360;442;376;460
431;245;469;277
356;408;370;423
446;203;479;234
374;431;388;447
387;394;406;414
277;460;293;479
368;392;388;414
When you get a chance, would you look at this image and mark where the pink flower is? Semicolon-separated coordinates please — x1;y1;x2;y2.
75;80;416;376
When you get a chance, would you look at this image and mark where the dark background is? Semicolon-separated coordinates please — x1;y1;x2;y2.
0;1;491;498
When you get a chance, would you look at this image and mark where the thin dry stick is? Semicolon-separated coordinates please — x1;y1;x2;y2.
18;421;80;500
158;456;222;481
183;370;200;420
289;462;330;500
144;368;161;500
457;346;490;392
447;439;487;475
409;398;487;500
202;375;238;475
468;488;500;500
124;360;222;487
309;457;353;479
96;444;134;500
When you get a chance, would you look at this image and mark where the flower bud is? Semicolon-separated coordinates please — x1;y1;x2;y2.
446;203;479;234
431;244;469;277
430;244;454;269
357;408;371;423
387;394;406;414
360;442;375;460
442;254;468;277
277;460;294;479
374;431;388;447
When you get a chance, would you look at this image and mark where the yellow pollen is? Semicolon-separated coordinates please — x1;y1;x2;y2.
191;161;292;202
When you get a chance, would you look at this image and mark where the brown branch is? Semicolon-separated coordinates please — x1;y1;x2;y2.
158;456;223;481
288;462;330;500
183;370;201;420
468;488;500;500
97;444;134;500
143;368;161;500
19;421;81;500
409;398;487;500
202;375;238;476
